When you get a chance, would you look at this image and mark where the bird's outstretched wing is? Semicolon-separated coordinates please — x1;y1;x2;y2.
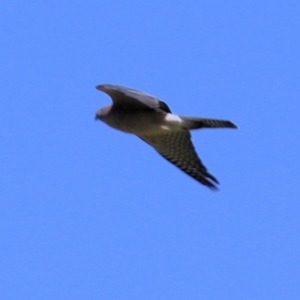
139;131;219;190
96;84;172;113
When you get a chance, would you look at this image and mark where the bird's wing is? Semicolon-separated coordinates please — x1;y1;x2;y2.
96;84;172;113
139;131;219;190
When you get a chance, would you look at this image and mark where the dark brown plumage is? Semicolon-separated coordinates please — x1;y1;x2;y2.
95;84;237;190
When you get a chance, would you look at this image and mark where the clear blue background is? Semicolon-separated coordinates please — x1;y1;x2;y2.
1;1;299;299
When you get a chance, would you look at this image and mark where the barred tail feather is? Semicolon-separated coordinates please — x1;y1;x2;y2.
181;117;238;130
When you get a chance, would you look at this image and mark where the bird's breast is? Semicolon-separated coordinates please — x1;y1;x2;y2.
102;110;178;136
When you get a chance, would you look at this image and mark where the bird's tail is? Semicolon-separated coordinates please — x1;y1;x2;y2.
180;116;238;130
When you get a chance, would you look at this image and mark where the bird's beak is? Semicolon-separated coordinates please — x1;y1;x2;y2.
95;113;99;121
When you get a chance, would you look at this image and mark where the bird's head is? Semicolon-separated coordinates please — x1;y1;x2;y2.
95;105;112;121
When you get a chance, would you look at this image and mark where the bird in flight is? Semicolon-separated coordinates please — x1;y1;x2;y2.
95;84;237;190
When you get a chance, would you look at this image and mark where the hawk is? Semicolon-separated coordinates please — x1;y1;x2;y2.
95;84;237;190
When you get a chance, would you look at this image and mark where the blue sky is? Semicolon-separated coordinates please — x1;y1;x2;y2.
1;1;299;299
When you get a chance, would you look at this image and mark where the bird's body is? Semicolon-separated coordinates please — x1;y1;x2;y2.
98;106;175;136
95;84;237;190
